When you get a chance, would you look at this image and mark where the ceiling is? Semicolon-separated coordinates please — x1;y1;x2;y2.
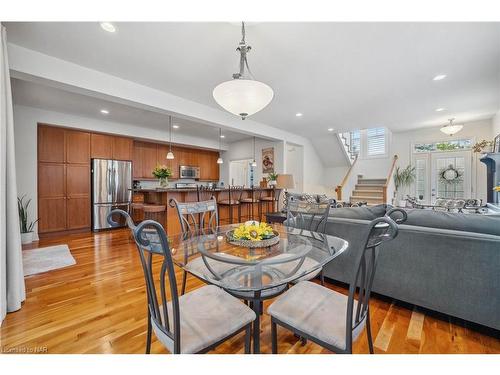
11;78;252;144
5;22;500;139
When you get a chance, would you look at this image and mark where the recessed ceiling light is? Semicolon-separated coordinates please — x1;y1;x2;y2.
172;125;180;129
100;22;116;33
433;74;447;81
295;113;303;117
328;128;334;132
100;109;109;115
435;108;446;112
220;135;225;138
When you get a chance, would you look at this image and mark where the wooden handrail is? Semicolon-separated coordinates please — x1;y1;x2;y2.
382;155;399;203
334;155;358;201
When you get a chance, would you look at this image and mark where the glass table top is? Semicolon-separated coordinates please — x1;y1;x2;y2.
165;223;349;293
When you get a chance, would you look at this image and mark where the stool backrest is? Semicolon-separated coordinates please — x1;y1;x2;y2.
197;185;216;202
345;216;399;350
170;197;218;234
107;209;182;353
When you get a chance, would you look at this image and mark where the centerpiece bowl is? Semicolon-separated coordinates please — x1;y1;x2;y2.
226;221;280;248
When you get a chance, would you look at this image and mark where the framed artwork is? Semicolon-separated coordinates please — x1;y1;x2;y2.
262;147;274;173
494;134;500;153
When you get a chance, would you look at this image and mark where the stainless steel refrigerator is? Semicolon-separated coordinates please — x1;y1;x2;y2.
91;159;132;230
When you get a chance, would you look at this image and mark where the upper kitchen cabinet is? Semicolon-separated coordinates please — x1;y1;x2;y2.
91;133;113;159
38;124;65;163
65;130;90;164
133;141;158;179
112;136;133;160
92;133;133;160
157;144;179;179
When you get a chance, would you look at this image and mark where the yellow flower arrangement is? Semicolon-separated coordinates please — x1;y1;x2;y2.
232;221;275;242
493;185;500;193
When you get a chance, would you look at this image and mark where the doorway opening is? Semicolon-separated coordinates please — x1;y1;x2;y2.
229;159;255;187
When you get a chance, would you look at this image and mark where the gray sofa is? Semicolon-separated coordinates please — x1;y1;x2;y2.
316;205;500;331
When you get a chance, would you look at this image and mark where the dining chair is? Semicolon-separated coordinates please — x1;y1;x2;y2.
169;197;221;295
284;193;334;285
267;215;399;354
107;209;255;354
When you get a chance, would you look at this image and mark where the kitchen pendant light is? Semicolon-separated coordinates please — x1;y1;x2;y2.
251;136;257;167
213;22;273;120
166;116;175;159
217;128;224;164
440;118;463;136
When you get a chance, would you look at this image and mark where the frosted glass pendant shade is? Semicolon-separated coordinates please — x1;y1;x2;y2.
217;157;223;164
166;151;174;160
440;124;463;136
251;160;257;167
213;79;274;119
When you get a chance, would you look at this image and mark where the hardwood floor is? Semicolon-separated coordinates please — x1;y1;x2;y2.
2;229;499;354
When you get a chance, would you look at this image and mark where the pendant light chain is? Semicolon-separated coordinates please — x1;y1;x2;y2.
166;115;175;159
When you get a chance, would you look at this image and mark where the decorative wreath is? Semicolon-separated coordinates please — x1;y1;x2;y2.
439;164;463;185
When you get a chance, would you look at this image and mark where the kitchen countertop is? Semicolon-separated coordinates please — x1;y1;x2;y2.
133;187;279;193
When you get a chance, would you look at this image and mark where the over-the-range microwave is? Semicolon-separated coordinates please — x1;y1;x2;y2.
179;165;200;179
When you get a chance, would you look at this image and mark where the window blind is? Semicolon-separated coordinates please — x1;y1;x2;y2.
367;127;386;156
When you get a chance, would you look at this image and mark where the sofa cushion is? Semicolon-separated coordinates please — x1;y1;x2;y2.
403;209;500;236
328;204;389;220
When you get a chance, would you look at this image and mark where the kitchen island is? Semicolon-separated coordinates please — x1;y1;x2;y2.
132;187;282;234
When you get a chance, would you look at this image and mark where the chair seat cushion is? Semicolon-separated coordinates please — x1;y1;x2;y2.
267;281;365;351
219;199;240;205
271;255;322;283
184;254;243;278
152;285;256;354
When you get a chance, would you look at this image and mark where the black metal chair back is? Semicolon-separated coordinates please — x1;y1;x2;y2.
107;210;182;353
286;193;333;233
197;185;216;202
345;215;399;350
170;197;218;235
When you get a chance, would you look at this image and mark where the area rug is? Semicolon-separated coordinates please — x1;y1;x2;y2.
23;244;76;276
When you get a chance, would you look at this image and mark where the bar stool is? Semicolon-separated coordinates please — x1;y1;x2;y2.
197;185;216;202
131;202;145;224
239;186;263;222
143;204;167;228
218;186;244;224
260;188;281;221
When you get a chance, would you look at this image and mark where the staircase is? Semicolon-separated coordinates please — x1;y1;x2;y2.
338;132;357;162
350;176;386;205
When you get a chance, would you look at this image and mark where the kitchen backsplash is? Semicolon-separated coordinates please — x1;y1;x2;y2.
134;179;220;189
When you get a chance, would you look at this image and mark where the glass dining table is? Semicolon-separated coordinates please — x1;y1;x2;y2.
168;223;349;353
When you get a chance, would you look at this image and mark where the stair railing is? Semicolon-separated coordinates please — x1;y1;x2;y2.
335;154;358;201
382;155;399;203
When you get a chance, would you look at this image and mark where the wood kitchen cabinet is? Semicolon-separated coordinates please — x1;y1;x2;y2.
157;144;179;179
132;141;158;179
92;133;133;160
38;124;91;235
91;133;113;159
112;136;133;160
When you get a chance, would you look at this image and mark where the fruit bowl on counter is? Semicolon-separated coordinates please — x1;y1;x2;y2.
226;221;279;248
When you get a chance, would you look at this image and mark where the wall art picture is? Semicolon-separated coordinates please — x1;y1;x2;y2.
262;147;275;173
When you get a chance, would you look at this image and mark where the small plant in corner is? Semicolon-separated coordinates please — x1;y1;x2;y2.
393;165;416;207
267;172;278;186
18;195;39;244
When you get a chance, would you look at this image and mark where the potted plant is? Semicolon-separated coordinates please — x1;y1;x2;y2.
152;164;172;188
18;195;39;244
267;172;278;187
393;165;416;207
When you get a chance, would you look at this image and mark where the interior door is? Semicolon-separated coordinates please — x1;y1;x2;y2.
430;151;471;203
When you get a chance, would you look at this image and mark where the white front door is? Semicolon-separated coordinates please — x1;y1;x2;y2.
430;151;471;204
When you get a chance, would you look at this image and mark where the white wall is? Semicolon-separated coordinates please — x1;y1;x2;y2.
493;110;500;137
13;104;228;238
220;138;285;187
284;143;304;193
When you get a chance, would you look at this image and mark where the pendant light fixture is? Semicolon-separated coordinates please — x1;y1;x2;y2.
213;22;274;120
217;128;224;164
166;116;175;159
251;136;257;167
440;118;463;136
